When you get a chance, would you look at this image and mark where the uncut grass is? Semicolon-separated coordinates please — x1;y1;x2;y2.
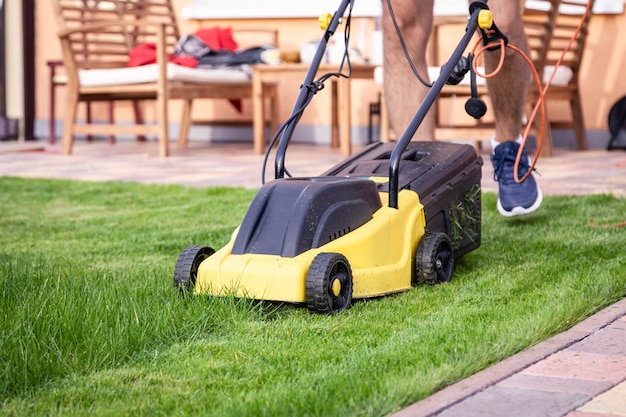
1;177;624;416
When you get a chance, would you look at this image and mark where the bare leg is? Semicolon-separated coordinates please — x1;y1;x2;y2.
381;0;434;141
486;0;542;216
484;0;531;144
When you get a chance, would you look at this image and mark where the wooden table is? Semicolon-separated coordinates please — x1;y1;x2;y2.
251;63;377;156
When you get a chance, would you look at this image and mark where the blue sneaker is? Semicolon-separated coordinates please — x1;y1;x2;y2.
490;141;543;217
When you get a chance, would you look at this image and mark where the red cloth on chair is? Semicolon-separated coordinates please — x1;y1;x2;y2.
127;43;198;68
194;27;238;52
127;27;243;112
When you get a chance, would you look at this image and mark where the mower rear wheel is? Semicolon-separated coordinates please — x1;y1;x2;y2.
173;245;215;293
415;232;454;285
306;253;353;314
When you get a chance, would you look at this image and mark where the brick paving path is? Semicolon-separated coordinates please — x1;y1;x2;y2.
393;299;626;417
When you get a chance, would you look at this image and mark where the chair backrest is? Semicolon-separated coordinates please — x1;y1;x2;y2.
52;0;180;70
545;0;595;83
523;0;563;78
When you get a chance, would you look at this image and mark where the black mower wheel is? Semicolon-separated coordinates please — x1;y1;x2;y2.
415;232;454;285
173;245;215;293
306;253;353;314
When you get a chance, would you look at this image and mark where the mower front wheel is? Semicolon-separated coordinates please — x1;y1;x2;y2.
173;245;215;293
415;232;454;285
306;252;353;314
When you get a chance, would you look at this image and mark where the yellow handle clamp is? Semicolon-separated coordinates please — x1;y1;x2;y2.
478;9;493;30
319;13;332;30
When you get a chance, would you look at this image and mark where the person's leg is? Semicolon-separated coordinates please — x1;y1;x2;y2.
381;0;434;141
486;0;542;216
484;0;530;143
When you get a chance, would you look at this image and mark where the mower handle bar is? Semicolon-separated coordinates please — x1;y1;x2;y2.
389;2;486;209
274;0;353;179
272;0;488;210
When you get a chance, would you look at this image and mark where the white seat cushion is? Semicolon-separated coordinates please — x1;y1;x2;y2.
78;63;251;87
542;65;574;86
526;0;588;15
373;66;384;84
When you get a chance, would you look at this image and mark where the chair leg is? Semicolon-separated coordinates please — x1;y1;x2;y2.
86;102;93;142
108;102;115;144
527;93;553;157
539;109;554;158
61;92;80;155
156;91;169;158
269;87;279;144
570;94;588;151
368;97;380;143
48;60;63;145
178;99;192;147
330;80;339;148
50;83;57;145
133;100;146;142
380;95;391;143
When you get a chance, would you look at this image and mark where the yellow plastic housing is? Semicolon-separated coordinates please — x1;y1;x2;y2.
195;190;426;303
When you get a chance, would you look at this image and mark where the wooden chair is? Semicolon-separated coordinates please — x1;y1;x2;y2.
530;0;595;156
52;0;279;157
432;0;562;153
47;59;135;144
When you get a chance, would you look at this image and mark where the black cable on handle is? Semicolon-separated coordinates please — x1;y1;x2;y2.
274;0;354;180
388;3;485;209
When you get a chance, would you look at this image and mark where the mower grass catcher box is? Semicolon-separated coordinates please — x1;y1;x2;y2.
322;141;483;258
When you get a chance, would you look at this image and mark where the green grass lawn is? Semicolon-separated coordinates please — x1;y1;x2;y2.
1;177;624;416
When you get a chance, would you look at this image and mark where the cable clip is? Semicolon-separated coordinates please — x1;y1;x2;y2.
446;55;470;86
469;1;508;51
302;81;325;93
478;23;508;51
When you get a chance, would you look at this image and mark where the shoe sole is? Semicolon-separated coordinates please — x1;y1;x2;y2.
497;187;543;217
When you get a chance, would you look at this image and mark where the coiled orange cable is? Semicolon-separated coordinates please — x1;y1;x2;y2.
470;0;593;184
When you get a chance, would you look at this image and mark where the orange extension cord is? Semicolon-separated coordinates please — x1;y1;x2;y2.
469;0;593;184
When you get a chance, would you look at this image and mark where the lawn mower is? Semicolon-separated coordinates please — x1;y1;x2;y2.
174;0;495;313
